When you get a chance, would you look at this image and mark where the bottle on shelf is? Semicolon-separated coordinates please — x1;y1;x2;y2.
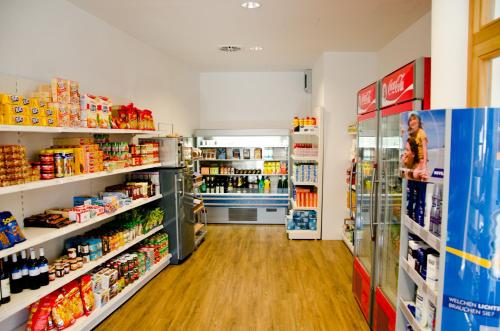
20;250;29;290
259;176;264;193
264;177;271;193
10;253;23;294
277;177;283;193
227;177;233;192
27;248;40;290
38;248;49;287
0;258;11;304
200;179;207;193
283;176;288;193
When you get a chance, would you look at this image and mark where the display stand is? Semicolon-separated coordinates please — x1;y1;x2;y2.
287;108;323;240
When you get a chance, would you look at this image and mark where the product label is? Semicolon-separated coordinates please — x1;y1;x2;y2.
1;279;10;298
21;266;28;276
11;270;22;280
28;267;40;277
39;263;48;273
381;61;415;108
357;83;377;114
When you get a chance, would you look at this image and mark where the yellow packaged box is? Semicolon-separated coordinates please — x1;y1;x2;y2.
28;116;43;126
2;114;28;125
0;94;22;105
73;147;84;175
44;116;59;127
20;98;31;107
1;105;27;116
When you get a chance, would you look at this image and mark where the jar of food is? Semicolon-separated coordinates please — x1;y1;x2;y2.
48;267;56;281
41;172;55;180
53;149;65;178
70;259;78;271
55;264;64;278
67;248;77;259
76;257;83;268
63;262;70;274
39;150;54;165
63;148;74;177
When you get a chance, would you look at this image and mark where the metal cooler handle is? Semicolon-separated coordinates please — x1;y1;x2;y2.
369;164;377;241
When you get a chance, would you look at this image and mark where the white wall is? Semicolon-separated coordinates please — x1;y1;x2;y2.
199;72;311;129
313;53;378;240
431;0;469;108
315;11;432;240
0;0;199;135
377;12;432;77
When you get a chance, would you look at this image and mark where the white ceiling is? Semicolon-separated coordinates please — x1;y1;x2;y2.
67;0;431;71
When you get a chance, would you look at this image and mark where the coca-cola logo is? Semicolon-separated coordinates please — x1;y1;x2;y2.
383;74;405;98
359;90;372;106
381;62;415;107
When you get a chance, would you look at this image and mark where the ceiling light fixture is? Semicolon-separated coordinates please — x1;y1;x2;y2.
219;45;242;52
241;1;261;9
249;46;263;51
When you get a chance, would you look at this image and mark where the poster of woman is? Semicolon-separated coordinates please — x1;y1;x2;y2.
400;110;445;184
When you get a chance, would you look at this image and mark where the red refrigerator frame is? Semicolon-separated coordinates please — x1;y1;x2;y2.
373;57;431;331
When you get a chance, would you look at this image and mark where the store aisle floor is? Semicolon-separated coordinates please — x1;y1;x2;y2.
94;225;369;331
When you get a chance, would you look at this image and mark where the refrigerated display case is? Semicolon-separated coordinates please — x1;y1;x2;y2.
193;129;289;224
353;81;380;322
343;124;357;253
353;58;431;330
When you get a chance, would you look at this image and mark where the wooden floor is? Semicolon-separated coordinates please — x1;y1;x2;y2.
95;225;369;331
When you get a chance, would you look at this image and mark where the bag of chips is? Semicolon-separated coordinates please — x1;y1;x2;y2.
79;275;95;315
63;281;84;320
51;291;75;330
0;211;26;249
25;295;54;331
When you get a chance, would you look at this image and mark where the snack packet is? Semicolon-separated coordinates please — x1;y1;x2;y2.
80;275;95;315
63;281;84;319
26;295;54;331
51;291;75;330
0;211;26;248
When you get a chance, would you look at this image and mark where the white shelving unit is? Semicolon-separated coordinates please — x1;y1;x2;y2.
342;231;355;254
0;163;162;196
198;158;287;162
0;125;170;135
396;180;446;331
14;254;172;331
0;195;162;259
0;225;164;323
287;109;324;240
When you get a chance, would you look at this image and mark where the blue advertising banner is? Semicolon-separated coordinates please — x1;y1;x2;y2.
442;108;500;331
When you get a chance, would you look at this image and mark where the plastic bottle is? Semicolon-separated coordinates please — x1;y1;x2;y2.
264;177;271;193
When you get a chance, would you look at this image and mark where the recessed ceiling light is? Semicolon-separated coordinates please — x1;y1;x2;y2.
219;45;242;52
250;46;263;51
241;1;261;9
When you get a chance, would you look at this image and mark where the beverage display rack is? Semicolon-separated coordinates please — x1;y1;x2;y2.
287;108;323;240
193;129;290;224
342;124;357;254
0;123;172;329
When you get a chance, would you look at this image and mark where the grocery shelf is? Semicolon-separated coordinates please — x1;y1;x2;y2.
0;163;162;197
342;231;354;254
291;176;318;187
202;173;288;176
400;257;438;305
194;223;204;234
0;125;170;135
200;192;288;197
403;214;441;251
399;298;428;331
0;195;163;260
198;159;287;162
59;254;171;331
291;155;319;162
286;229;320;240
0;225;164;323
195;230;207;247
193;203;204;214
291;131;319;136
290;198;318;211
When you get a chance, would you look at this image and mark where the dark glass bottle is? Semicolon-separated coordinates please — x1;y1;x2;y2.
27;248;40;290
10;253;23;294
38;248;49;287
20;250;29;290
0;258;11;304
